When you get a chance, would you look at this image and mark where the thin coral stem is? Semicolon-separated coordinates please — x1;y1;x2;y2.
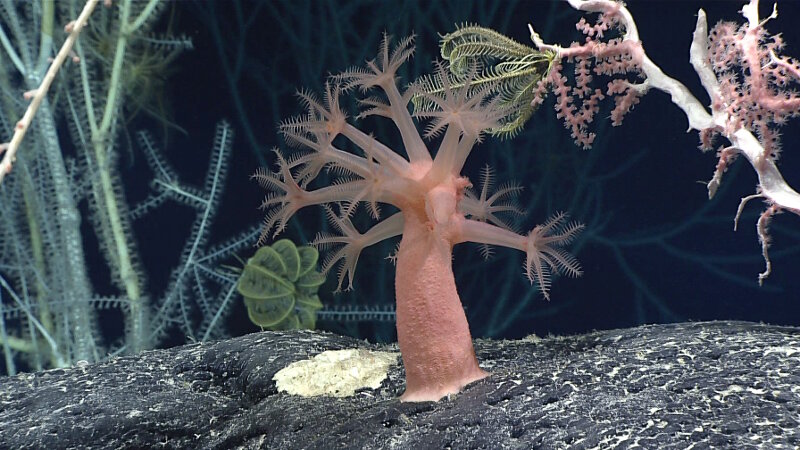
383;83;431;164
458;218;526;250
341;123;409;175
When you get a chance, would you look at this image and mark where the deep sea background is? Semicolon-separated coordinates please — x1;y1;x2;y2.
114;0;800;346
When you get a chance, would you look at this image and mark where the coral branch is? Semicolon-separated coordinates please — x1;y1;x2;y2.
0;0;101;183
529;0;800;282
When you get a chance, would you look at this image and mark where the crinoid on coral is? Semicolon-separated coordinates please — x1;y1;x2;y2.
413;24;555;139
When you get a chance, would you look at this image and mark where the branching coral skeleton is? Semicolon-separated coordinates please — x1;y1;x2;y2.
528;0;800;283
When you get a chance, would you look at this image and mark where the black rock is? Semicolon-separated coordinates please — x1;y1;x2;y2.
2;321;799;449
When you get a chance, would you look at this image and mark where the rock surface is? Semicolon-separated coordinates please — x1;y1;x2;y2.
2;321;799;449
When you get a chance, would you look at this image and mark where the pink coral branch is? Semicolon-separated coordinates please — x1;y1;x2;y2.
529;0;800;282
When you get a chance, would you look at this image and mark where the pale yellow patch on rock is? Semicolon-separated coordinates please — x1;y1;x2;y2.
273;349;399;398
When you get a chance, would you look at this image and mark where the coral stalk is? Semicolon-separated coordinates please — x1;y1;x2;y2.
395;205;488;401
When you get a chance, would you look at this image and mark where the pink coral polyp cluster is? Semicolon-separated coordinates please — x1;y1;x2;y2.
707;12;800;160
255;35;583;401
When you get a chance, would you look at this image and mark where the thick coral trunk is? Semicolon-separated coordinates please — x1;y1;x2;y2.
394;212;488;402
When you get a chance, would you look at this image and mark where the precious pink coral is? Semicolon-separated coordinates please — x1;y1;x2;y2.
255;35;583;402
529;0;800;284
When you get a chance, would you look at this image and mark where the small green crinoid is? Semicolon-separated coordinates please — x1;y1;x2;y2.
236;239;326;330
413;25;555;139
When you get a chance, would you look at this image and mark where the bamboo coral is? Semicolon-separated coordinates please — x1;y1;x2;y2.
528;0;800;283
